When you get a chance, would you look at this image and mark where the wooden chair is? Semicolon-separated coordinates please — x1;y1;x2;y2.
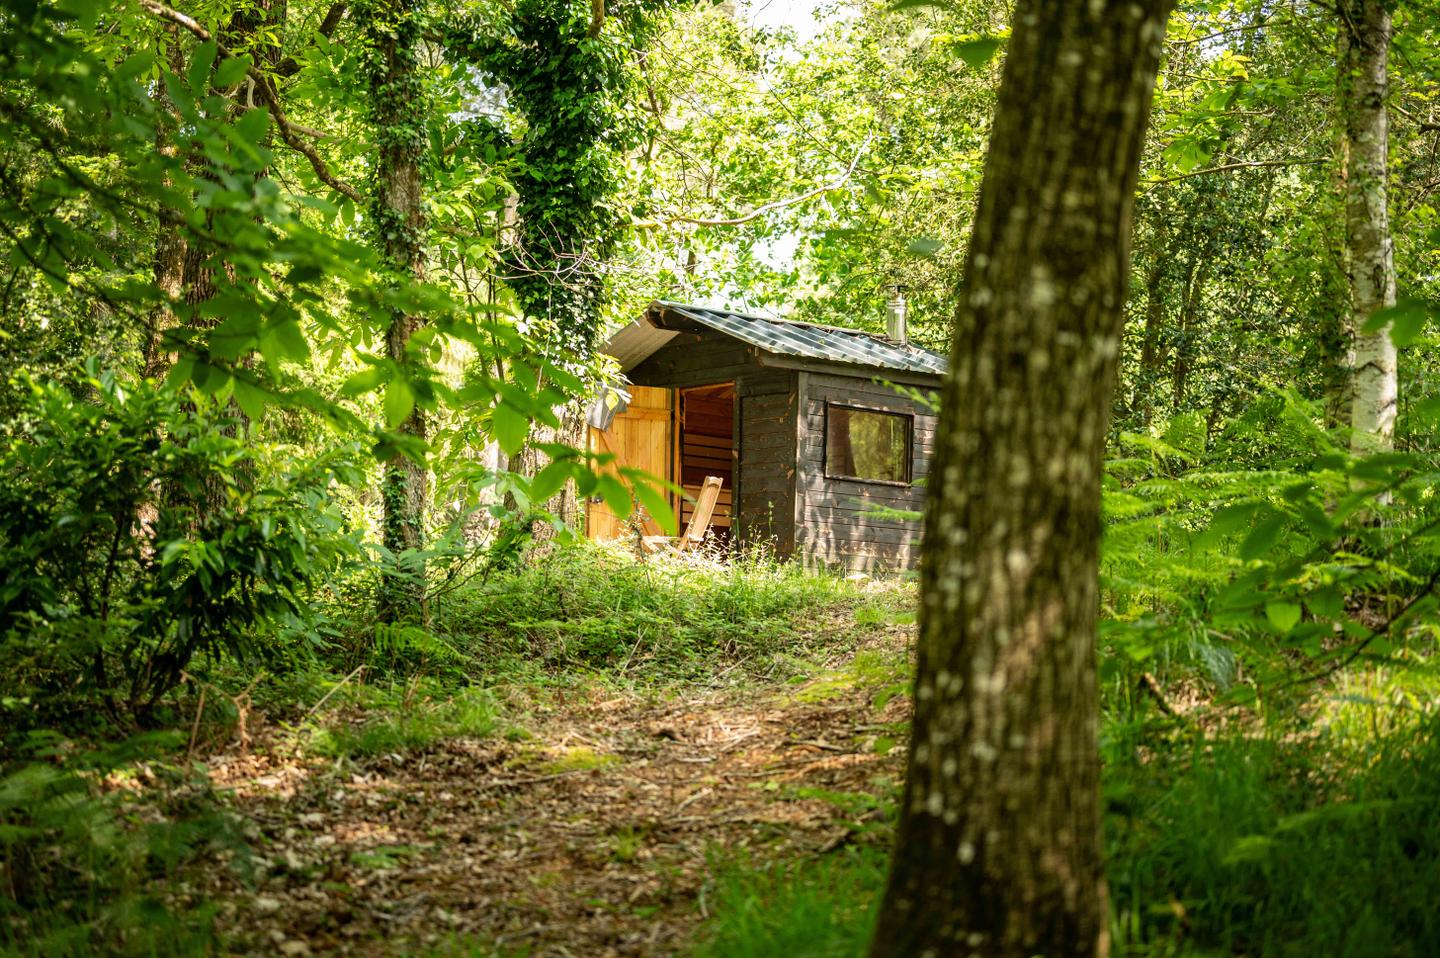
641;475;724;554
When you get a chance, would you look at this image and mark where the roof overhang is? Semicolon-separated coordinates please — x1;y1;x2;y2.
602;312;678;372
601;300;947;383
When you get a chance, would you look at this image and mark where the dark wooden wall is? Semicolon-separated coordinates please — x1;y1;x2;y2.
626;326;941;570
794;371;939;572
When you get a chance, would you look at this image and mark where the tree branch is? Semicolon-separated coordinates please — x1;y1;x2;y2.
138;0;362;203
634;135;874;229
276;2;349;77
1142;157;1327;190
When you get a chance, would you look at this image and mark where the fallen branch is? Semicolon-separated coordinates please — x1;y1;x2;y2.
137;0;362;203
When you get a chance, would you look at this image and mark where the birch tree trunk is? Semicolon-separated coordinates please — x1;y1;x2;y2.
1339;0;1397;454
868;3;1172;956
363;0;431;622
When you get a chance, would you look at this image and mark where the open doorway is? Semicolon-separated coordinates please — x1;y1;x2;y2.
679;383;734;540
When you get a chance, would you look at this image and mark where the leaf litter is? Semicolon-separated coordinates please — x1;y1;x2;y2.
189;636;912;956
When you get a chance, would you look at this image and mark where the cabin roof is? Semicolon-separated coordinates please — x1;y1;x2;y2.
604;301;947;379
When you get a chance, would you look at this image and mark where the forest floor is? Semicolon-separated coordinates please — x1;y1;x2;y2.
188;630;912;957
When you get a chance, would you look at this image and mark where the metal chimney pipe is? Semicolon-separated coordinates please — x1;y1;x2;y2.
885;286;908;344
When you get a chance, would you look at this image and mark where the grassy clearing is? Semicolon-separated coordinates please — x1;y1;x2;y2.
430;542;909;682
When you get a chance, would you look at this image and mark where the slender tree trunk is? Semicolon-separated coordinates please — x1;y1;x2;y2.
1338;0;1397;454
869;3;1172;957
144;29;187;381
363;0;430;622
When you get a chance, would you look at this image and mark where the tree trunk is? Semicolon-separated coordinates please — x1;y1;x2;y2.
144;28;187;381
1338;0;1397;454
363;0;430;622
868;3;1172;957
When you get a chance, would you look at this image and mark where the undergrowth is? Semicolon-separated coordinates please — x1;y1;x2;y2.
690;671;1440;958
427;541;906;681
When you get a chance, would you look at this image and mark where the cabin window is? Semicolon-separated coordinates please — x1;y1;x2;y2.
824;404;913;484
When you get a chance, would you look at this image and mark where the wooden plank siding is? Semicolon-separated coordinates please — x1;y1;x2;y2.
794;372;939;572
736;386;798;555
618;323;943;571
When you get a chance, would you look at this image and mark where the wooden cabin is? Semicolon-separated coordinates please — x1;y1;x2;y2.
587;301;946;571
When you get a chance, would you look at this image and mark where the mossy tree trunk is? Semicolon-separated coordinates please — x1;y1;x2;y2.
363;0;430;622
868;2;1172;957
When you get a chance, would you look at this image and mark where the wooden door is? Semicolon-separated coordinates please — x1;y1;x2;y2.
586;385;672;540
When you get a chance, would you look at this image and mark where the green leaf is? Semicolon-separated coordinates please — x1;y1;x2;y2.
629;475;678;536
1240;513;1287;561
187;41;218;96
266;319;310;363
530;461;574;502
116;51;156;83
232;379;267;420
213;54;251;90
1359;299;1435;349
953;37;1002;69
1265;601;1302;634
906;237;944;258
341;365;390;397
492;402;529;456
384;379;414;428
596;475;633;521
889;0;954;11
234;107;270;146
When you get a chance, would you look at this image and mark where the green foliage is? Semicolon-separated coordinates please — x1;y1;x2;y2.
448;0;683;355
1105;709;1440;957
0;734;241;957
436;541;888;679
307;684;499;758
0;369;358;729
690;846;889;958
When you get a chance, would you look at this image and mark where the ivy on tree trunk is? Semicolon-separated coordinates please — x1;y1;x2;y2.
363;0;431;623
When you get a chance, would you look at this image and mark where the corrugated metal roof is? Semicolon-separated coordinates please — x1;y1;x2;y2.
604;318;678;372
605;301;946;378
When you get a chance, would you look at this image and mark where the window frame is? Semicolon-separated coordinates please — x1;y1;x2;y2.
822;401;915;487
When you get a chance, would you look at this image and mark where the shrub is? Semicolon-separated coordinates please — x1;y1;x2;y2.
0;369;359;732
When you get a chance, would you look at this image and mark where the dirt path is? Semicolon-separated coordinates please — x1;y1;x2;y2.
195;646;910;957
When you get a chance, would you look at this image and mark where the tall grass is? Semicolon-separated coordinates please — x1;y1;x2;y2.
690;683;1440;958
432;541;901;681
